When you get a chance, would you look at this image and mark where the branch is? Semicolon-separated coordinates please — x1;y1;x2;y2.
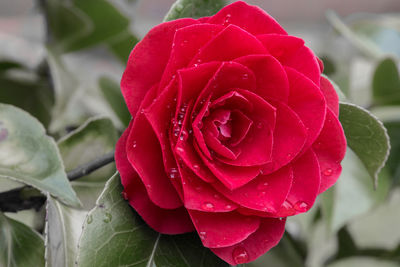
0;150;115;212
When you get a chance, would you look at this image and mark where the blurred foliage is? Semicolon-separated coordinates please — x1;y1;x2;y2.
0;0;399;267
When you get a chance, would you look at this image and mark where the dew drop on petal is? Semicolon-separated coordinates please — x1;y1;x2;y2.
199;231;206;240
169;167;179;179
232;246;249;264
121;191;128;200
323;168;333;176
256;122;263;129
242;73;249;80
257;182;269;191
132;140;137;148
294;201;308;212
225;204;232;210
201;202;214;211
179;130;188;141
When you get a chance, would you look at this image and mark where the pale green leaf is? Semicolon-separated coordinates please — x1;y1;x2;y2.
76;173;227;267
0;104;80;207
0;212;45;267
164;0;226;21
339;103;390;187
326;257;400;267
58;117;118;210
45;195;87;267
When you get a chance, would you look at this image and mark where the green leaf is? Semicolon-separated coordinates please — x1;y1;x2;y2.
372;58;400;106
98;77;131;127
339;103;390;187
0;65;55;128
76;173;227;267
384;121;400;185
0;212;45;267
164;0;226;21
321;148;390;232
326;257;400;267
0;104;80;207
107;30;139;64
58;117;118;209
45;195;87;267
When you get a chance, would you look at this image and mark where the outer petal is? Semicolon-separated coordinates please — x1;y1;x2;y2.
320;76;339;116
212;165;293;213
286;67;326;150
211;218;286;265
234;54;290;102
257;34;321;86
272;149;321;217
207;1;287;35
121;18;197;116
115;123;194;234
189;210;260;248
189;24;267;65
126;87;182;209
313;109;347;193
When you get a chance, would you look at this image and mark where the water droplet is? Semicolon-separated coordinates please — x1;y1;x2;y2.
169;168;179;179
287;153;292;158
323;168;333;176
132;140;137;148
257;182;269;191
199;231;206;240
176;147;184;153
201;202;214;211
103;213;112;223
87;215;93;224
225;204;232;210
232;246;249;264
279;217;284;221
223;14;232;26
193;164;200;171
196;58;202;64
197;121;203;129
256;122;263;129
194;63;199;67
282;201;293;210
242;73;249;80
179;130;188;141
294;201;308;212
121;191;128;200
213;194;221;199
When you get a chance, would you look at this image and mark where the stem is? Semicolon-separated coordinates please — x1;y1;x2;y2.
0;150;115;212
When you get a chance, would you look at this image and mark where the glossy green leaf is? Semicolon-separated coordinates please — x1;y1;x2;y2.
45;195;87;267
164;0;226;21
372;58;400;106
0;104;80;207
58;117;118;209
321;149;390;232
339;103;390;187
0;212;45;267
76;173;227;267
98;77;131;127
383;121;400;186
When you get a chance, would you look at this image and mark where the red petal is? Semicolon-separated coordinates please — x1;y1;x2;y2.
213;165;293;213
217;89;276;166
211;218;286;265
195;142;260;190
207;1;287;35
159;23;224;90
286;67;326;150
313;109;346;193
320;76;339;116
179;167;237;212
273;149;321;217
126;87;182;209
234;54;290;102
121;19;197;116
115;123;194;234
189;24;267;65
257;34;320;86
189;210;260;248
317;57;324;72
261;100;307;174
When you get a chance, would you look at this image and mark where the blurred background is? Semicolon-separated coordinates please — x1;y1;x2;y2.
0;0;399;267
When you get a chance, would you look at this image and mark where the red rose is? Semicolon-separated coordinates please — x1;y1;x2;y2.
115;1;346;264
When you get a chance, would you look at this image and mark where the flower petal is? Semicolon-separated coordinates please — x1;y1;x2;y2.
213;165;293;213
320;76;339;116
115;123;193;234
207;1;287;35
313;109;346;193
211;218;286;265
189;210;260;248
121;18;197;116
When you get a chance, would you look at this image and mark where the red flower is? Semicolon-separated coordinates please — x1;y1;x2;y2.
115;1;346;264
